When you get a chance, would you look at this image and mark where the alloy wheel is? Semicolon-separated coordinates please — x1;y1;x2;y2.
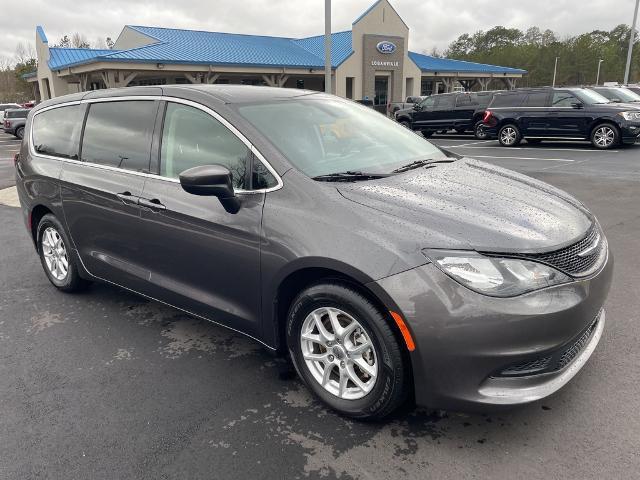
300;307;378;400
41;227;69;281
500;127;517;145
594;126;615;148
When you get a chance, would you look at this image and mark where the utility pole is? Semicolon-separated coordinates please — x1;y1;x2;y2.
596;59;604;85
552;57;559;87
624;0;640;84
324;0;332;94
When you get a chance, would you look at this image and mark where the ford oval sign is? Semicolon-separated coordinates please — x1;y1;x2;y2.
376;41;397;54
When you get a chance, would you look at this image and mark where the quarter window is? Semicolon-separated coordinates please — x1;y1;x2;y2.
32;104;83;159
552;92;577;108
81;101;158;172
524;92;549;107
160;103;251;189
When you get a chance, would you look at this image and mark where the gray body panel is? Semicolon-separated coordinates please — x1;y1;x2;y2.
16;85;613;409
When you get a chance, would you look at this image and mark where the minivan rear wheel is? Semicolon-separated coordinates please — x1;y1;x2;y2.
498;124;522;147
591;123;619;149
286;283;410;419
15;126;25;139
37;214;90;292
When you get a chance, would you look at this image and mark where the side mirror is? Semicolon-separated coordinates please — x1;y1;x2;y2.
571;102;584;109
179;164;235;197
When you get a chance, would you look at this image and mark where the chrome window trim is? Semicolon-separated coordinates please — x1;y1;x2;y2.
29;95;284;194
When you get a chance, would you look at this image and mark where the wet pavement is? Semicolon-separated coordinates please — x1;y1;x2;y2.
1;133;639;479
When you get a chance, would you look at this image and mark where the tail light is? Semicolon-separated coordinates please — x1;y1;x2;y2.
3;120;9;128
14;153;20;167
482;110;493;124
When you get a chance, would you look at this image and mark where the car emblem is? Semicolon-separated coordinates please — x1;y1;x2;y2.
577;231;601;257
376;41;397;54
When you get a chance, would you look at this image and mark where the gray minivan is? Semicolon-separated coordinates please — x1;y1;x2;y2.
15;85;612;419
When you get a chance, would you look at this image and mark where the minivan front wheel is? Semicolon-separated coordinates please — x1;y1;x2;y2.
591;123;619;149
37;214;89;292
498;124;522;146
287;283;410;419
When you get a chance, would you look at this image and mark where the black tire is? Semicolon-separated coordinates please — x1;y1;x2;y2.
455;127;466;134
590;123;620;149
527;138;542;144
286;282;410;420
474;121;488;140
399;120;411;129
15;126;25;140
37;214;90;292
498;124;522;147
421;130;434;138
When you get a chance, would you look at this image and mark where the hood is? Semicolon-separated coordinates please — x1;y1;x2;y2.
337;158;593;253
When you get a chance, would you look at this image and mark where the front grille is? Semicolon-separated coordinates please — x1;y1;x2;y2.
556;319;598;370
519;224;604;276
497;310;602;378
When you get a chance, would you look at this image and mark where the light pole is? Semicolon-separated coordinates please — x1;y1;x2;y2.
624;0;640;84
324;0;332;94
552;56;559;87
596;59;604;85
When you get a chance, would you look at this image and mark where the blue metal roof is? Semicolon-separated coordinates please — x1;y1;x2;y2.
409;51;527;74
102;26;331;69
36;25;48;43
293;31;353;67
48;47;116;70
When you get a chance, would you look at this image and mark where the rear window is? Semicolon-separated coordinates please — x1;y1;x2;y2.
81;100;158;172
490;93;527;108
32;104;84;159
475;94;493;107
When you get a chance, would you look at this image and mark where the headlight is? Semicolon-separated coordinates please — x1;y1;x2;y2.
619;111;640;121
423;250;571;297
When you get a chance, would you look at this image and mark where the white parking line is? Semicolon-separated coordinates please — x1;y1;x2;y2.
440;141;493;148
468;154;574;162
445;145;620;153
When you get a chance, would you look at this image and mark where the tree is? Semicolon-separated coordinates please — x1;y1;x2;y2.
54;35;71;48
106;37;115;49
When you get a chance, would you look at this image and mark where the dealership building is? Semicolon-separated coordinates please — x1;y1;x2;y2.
28;0;526;106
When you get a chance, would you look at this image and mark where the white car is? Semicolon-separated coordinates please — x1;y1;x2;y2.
0;103;22;125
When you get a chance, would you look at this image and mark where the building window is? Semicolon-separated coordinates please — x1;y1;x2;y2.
346;77;354;99
296;79;305;89
420;79;434;96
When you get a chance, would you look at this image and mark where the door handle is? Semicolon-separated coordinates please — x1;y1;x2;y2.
116;191;140;205
138;197;166;211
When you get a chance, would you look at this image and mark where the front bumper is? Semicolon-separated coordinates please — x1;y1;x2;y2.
369;248;613;411
619;120;640;143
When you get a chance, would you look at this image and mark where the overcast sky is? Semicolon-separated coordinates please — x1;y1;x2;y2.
1;0;637;61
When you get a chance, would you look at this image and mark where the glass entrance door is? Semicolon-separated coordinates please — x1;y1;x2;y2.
374;76;389;108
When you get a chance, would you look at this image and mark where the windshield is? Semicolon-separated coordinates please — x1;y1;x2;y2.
573;89;611;105
236;97;447;177
596;87;640;103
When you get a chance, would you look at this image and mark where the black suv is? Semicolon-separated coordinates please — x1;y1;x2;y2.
483;87;640;149
395;91;496;139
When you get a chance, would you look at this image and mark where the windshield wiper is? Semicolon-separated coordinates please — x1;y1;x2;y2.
312;171;390;182
392;158;454;173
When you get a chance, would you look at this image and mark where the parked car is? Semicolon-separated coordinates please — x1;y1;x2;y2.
3;108;30;139
589;86;640;104
624;84;640;96
395;91;497;139
483;87;640;149
387;95;426;116
0;103;22;125
16;85;612;419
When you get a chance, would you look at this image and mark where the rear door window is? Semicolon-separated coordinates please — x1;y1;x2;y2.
435;95;455;110
524;92;549;107
490;93;527;108
81;100;158;172
455;95;474;107
32;104;84;159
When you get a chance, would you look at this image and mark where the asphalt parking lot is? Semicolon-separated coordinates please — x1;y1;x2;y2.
1;130;639;479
